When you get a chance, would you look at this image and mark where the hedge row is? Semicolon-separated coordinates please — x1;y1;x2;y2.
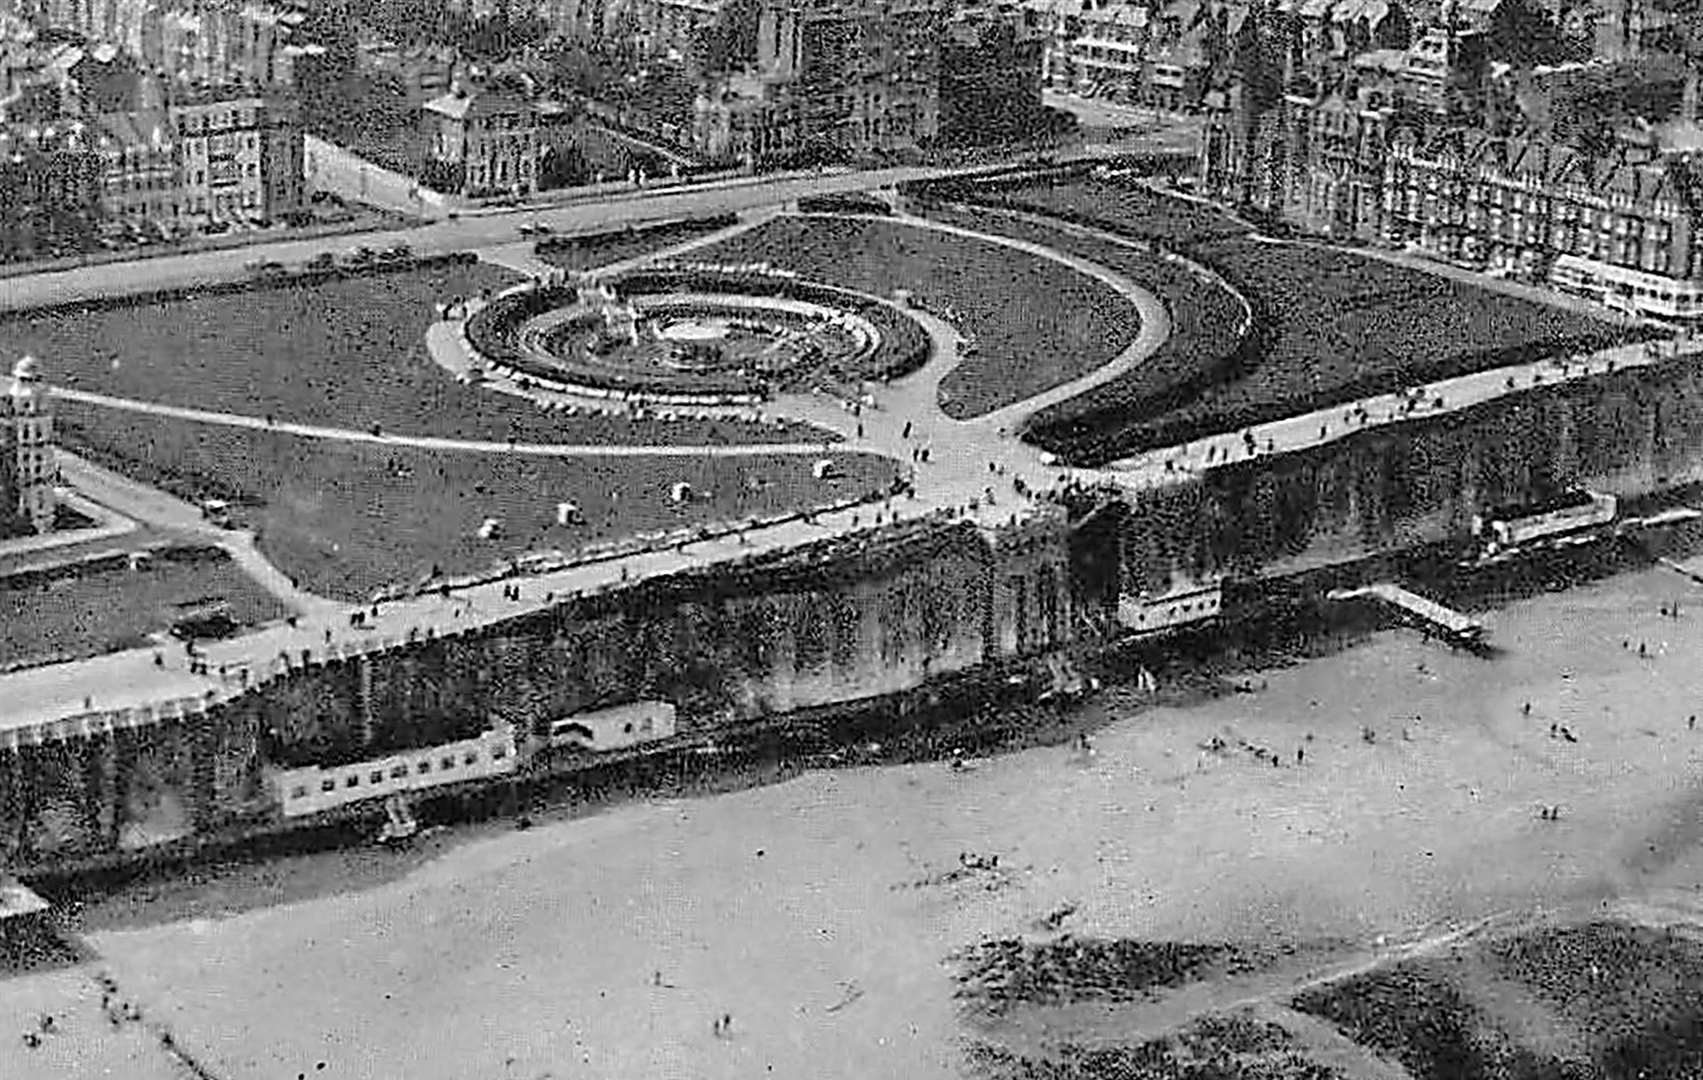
0;251;479;321
533;213;738;262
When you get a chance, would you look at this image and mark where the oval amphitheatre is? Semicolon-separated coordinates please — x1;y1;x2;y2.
465;261;933;406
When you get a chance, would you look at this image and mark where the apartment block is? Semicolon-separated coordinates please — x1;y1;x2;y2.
169;87;304;224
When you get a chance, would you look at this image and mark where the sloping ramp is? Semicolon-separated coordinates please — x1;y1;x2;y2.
1328;583;1485;646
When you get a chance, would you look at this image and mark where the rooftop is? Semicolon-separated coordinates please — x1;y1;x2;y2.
424;87;536;121
94;110;174;152
0;880;48;922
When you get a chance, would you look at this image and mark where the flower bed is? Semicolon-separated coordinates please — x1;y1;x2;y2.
929;173;1250;249
690;215;1141;417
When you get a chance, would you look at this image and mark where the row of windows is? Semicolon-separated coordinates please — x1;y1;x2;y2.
1402;206;1676;242
187;163;261;185
1399;190;1680;231
1128;598;1219;624
289;742;510;801
470;114;530;132
105;175;175;193
101;191;276;217
178;108;258;134
1397;168;1680;219
186;135;258;156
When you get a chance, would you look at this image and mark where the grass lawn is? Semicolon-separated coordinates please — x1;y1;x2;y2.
57;403;901;602
0;547;286;669
920;205;1249;456
933;183;1641;463
691;215;1141;417
2;264;819;446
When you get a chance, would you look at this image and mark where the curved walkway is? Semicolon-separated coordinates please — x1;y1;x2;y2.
52;386;836;458
880;211;1171;433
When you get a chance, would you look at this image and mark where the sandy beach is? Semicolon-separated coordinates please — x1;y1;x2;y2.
5;561;1703;1079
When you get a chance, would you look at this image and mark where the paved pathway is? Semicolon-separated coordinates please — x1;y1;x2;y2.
0;489;137;563
1106;335;1687;485
56;453;344;619
51;386;834;458
475;241;558;279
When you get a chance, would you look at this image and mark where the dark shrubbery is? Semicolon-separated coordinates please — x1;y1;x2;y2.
796;192;892;216
953;935;1261;1017
533;213;739;271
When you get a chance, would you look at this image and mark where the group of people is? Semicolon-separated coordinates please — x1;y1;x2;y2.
20;972;144;1053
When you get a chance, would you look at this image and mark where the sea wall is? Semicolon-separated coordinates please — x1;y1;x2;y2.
1121;354;1703;586
13;354;1700;875
0;510;1075;871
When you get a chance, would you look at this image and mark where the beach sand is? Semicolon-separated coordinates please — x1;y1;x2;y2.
5;564;1703;1079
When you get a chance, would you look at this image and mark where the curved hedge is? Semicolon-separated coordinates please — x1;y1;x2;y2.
4;251;480;320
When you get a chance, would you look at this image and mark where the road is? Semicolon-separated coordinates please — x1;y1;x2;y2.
1045;91;1199;134
0;132;1199;315
305;135;443;221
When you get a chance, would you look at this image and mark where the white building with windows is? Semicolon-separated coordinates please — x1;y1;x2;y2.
2;356;55;537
